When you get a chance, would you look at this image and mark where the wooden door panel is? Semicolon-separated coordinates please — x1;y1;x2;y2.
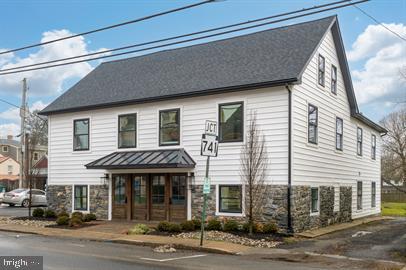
112;175;127;220
150;175;166;221
170;174;187;222
132;175;148;221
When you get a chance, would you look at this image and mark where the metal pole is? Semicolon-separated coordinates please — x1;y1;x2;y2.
200;156;210;246
19;78;27;188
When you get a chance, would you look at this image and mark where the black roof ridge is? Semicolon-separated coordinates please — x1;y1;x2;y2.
102;15;337;66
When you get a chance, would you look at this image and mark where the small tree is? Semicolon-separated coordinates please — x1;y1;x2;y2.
240;111;268;235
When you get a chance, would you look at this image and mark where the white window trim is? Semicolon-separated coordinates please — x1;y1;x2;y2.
216;98;247;146
72;116;92;154
116;110;139;151
310;186;320;216
157;106;183;148
72;184;90;213
2;146;8;152
215;184;245;217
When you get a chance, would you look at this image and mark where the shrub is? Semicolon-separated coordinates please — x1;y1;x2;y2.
56;216;70;226
57;210;69;218
243;222;260;233
206;219;222;231
44;209;57;219
71;212;84;221
192;219;201;230
32;208;44;218
223;220;240;232
157;221;171;232
168;223;181;233
180;220;196;231
262;222;278;234
69;216;83;227
128;224;150;235
83;213;97;222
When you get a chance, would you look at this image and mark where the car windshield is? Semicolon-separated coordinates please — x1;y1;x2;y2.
10;189;25;193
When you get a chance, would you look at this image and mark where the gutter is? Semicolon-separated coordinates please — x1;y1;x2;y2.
285;84;293;234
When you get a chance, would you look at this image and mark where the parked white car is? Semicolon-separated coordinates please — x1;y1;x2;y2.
2;189;47;207
0;192;4;204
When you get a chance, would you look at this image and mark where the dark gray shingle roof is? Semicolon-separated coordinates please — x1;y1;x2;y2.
41;16;336;115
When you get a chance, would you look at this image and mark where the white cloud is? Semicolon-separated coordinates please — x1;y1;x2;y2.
0;123;20;139
0;29;109;96
347;23;406;105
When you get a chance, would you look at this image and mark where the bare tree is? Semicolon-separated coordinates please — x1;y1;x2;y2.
240;111;268;235
380;108;406;187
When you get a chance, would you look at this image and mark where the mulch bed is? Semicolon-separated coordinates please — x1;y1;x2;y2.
45;221;100;230
11;217;56;222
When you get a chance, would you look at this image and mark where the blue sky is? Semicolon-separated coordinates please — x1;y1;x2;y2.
0;0;405;138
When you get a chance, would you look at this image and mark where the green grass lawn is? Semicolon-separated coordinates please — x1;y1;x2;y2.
381;202;406;217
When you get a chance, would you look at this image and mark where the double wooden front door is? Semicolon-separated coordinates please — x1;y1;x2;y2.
112;174;187;222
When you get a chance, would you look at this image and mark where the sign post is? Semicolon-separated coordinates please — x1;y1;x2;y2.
200;120;218;246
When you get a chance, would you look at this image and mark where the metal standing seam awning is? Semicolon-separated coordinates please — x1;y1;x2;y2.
85;149;196;170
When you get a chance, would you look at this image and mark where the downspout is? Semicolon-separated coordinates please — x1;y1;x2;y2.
285;84;293;234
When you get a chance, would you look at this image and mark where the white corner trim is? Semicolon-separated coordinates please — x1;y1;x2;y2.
108;174;112;221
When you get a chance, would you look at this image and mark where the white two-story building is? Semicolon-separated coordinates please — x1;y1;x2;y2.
40;16;386;232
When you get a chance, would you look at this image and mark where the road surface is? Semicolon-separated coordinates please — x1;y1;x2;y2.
0;203;41;217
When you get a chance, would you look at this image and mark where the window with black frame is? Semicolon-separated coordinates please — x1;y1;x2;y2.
74;185;88;211
357;181;363;210
371;134;376;160
371;182;376;208
159;109;180;146
219;185;242;213
219;102;243;143
171;175;186;205
118;114;137;148
311;187;319;213
318;54;325;86
152;176;165;204
331;65;337;94
357;127;363;156
73;119;89;151
336;117;343;150
308;104;318;144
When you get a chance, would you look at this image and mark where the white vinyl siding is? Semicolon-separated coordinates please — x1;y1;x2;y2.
48;87;289;186
292;29;381;219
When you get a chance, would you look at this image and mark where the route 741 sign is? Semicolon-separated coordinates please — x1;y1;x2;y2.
200;134;218;157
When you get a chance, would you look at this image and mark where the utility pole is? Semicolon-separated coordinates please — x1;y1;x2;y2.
19;78;27;188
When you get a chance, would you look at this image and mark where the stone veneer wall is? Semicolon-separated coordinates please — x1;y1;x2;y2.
191;185;216;219
47;185;109;220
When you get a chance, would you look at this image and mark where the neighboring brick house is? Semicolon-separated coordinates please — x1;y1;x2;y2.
40;16;386;232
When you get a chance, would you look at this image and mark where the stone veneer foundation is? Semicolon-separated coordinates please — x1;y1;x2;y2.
48;184;352;232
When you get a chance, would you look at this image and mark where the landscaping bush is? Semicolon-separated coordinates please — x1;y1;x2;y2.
168;223;182;233
180;220;196;231
223;220;239;232
69;216;83;227
242;222;260;233
44;209;57;219
157;221;171;232
83;213;97;222
56;216;69;226
262;222;278;234
128;224;150;235
192;219;201;230
32;208;44;218
57;210;69;218
71;211;84;221
206;219;222;231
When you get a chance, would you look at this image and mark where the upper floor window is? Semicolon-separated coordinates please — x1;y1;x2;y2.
2;146;8;152
308;104;318;144
159;109;180;146
318;54;325;86
219;102;243;143
357;127;363;156
331;65;337;94
73;119;89;151
118;114;137;148
33;152;39;161
7;165;12;175
371;134;376;160
336;117;343;151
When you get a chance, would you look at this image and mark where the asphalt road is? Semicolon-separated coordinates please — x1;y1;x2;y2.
0;231;341;270
0;203;41;217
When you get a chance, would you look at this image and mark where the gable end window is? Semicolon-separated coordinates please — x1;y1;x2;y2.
219;185;242;213
311;187;319;213
318;54;325;86
357;181;362;210
219;102;244;143
331;65;337;94
357;127;363;156
308;104;318;144
159;109;180;146
2;146;8;152
371;182;376;208
118;114;137;148
371;134;376;160
74;185;88;211
336;117;343;151
73;119;89;151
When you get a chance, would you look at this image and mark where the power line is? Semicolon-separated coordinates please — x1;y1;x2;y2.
0;0;215;56
0;98;47;123
0;0;354;73
353;4;406;42
0;0;369;76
